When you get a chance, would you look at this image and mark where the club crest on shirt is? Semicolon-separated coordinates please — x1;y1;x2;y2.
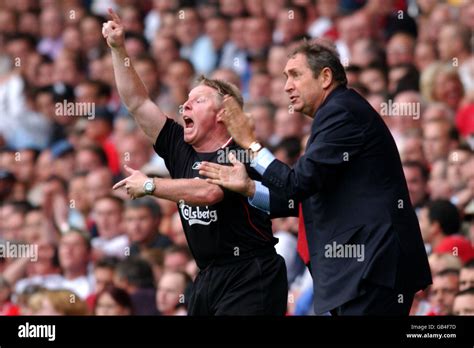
192;161;201;170
178;200;218;226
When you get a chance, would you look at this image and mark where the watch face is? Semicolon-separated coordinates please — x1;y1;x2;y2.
145;182;153;192
250;143;262;152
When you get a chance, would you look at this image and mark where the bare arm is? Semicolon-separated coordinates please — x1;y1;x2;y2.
103;8;166;143
152;178;224;206
113;165;224;205
2;257;30;285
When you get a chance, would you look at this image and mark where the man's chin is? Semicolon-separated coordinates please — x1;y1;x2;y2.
183;134;195;144
290;102;303;113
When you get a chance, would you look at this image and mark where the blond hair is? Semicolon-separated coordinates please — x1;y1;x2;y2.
196;75;244;108
28;289;89;315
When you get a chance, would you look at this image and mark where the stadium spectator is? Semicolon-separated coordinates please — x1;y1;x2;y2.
459;259;474;292
428;269;459;315
28;289;89;315
452;288;474;316
114;257;159;315
90;195;128;260
94;285;132;315
419;200;474;263
123;197;171;256
156;271;191;316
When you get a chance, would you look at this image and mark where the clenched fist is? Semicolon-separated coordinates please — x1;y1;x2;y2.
102;8;124;49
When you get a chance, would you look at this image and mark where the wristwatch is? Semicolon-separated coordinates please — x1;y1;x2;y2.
143;178;156;195
248;141;263;153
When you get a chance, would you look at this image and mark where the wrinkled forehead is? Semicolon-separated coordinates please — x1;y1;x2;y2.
188;85;219;100
284;53;309;74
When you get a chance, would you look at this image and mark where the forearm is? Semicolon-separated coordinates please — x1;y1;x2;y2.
111;47;149;112
3;257;30;285
153;178;224;206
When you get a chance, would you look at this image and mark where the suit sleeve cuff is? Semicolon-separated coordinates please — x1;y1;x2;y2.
251;147;275;175
248;181;270;214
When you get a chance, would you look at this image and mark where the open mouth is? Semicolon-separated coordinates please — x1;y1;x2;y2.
289;95;298;103
183;116;194;129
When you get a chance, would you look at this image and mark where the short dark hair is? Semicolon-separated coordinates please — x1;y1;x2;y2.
392;63;420;94
124;196;162;219
456;287;474;297
5;32;37;50
289;40;348;86
272;137;302;165
78;145;108;167
427;200;461;236
462;259;474;269
95;285;133;313
95;256;120;270
164;245;192;260
78;79;111;99
124;31;149;51
196;75;244;108
0;200;33;215
402;160;429;181
115;257;155;289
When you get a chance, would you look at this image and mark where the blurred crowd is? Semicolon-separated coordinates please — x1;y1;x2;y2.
0;0;473;316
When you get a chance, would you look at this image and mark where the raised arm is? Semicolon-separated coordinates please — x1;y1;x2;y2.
103;8;166;144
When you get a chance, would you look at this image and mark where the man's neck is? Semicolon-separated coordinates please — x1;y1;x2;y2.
431;234;445;249
140;232;158;248
308;83;340;117
192;132;232;152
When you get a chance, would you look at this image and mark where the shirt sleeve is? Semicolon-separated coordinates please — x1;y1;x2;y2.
248;181;270;213
251;147;276;175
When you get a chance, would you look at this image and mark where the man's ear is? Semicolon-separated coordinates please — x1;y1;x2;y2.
321;67;334;89
431;221;442;237
216;108;225;122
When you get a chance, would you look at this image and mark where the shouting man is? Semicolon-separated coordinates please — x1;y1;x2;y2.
103;9;287;315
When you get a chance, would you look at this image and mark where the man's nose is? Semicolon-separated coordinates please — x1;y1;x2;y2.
183;100;191;111
284;79;293;93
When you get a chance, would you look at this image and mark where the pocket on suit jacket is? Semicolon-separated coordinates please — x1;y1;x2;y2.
312;224;365;256
331;224;365;244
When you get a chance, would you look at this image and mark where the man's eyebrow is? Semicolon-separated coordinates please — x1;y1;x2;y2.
284;68;297;77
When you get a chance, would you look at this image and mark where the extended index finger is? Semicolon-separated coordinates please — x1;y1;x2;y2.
200;161;225;172
112;178;127;190
108;8;122;24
